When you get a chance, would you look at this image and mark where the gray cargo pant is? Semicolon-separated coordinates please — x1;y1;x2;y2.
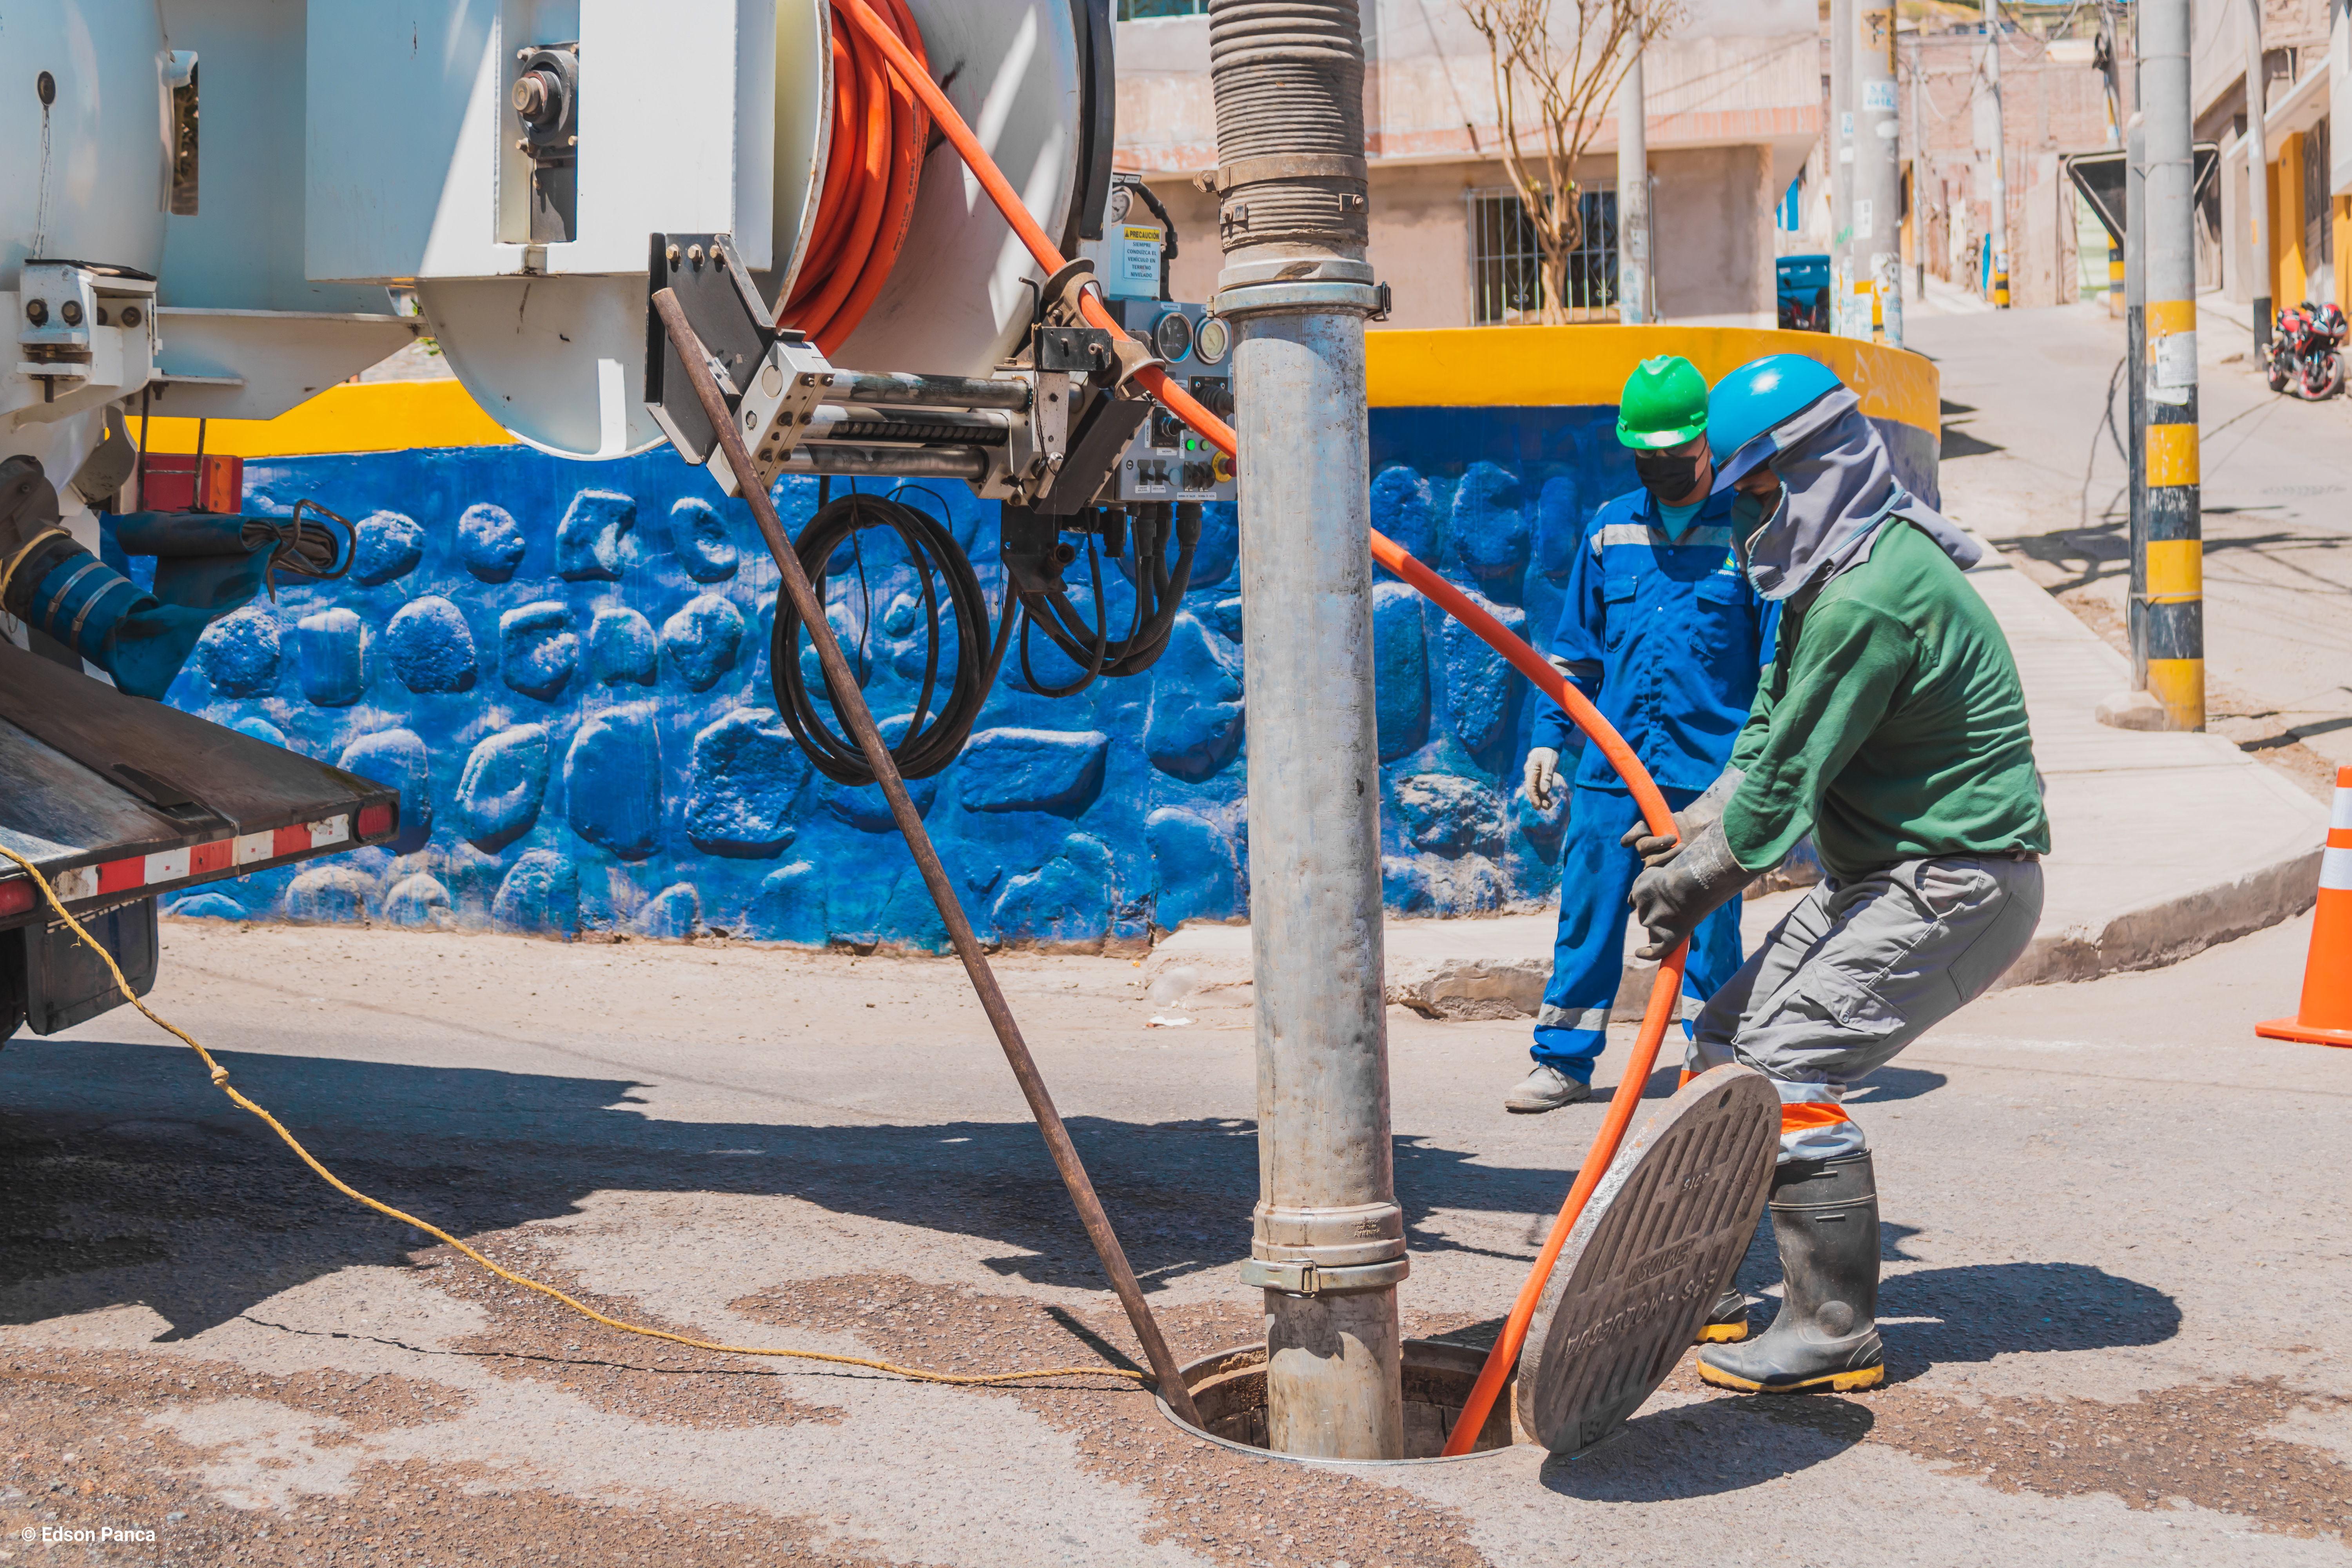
1687;853;2044;1161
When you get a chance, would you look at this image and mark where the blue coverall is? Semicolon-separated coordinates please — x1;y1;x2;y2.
1528;484;1779;1084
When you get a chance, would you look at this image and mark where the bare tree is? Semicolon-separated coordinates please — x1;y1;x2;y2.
1462;0;1679;323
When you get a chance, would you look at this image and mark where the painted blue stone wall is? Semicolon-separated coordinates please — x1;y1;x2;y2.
149;406;1930;947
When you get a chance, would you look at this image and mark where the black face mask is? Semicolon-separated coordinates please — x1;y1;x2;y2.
1634;448;1704;503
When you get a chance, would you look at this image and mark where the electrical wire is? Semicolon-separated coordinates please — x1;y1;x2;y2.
0;843;1142;1391
776;0;930;356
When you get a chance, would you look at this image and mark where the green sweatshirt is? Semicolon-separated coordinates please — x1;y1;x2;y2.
1724;517;2050;882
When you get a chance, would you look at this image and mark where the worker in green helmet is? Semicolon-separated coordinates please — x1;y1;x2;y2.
1509;355;1779;1345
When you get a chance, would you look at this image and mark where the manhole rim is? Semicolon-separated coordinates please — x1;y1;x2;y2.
1149;1338;1528;1467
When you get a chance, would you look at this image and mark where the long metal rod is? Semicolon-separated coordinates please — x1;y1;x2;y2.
652;288;1202;1426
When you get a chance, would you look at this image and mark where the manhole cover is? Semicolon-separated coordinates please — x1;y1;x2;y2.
1514;1065;1780;1455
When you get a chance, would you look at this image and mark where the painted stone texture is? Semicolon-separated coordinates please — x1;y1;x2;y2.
149;403;1862;947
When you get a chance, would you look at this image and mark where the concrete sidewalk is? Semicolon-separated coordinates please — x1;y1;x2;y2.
1152;540;2331;1011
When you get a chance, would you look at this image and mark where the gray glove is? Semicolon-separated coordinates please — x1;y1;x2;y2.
1621;766;1745;868
1523;747;1561;811
1626;820;1751;960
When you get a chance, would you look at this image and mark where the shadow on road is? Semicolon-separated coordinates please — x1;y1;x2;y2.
0;1036;1590;1340
1542;1391;1877;1499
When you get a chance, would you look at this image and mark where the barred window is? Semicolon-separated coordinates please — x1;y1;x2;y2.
1467;185;1619;324
1118;0;1207;17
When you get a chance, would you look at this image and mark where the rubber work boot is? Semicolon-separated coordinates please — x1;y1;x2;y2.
1504;1064;1593;1114
1695;1286;1749;1344
1697;1152;1884;1393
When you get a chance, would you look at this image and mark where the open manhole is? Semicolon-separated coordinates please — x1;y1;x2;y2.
1154;1338;1521;1465
1153;1067;1780;1465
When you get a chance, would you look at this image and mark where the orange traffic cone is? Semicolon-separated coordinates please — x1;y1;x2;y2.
2257;765;2352;1048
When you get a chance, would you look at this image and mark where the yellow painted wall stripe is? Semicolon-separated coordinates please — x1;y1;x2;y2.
2145;538;2203;601
134;326;1942;460
1364;325;1940;433
140;381;516;457
2145;422;2200;486
2145;298;2198;336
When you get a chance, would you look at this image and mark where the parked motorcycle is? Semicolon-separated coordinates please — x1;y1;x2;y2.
2266;301;2348;400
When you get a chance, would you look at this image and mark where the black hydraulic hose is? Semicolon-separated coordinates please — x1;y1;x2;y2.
770;490;1014;785
1015;501;1199;694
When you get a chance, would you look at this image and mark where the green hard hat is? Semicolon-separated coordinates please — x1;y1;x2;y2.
1616;354;1709;450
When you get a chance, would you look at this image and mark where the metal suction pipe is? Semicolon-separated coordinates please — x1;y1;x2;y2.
1207;0;1404;1462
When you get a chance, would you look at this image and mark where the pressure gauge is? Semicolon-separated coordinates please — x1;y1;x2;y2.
1153;309;1195;363
1108;184;1133;222
1194;315;1231;365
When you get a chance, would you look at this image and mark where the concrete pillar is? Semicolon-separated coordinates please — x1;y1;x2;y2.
1206;0;1406;1461
1984;0;2010;305
1831;0;1857;332
2140;0;2205;731
1855;3;1904;344
2244;0;2273;349
1618;40;1651;325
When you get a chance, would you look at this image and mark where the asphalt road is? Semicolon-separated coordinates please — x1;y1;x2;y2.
3;916;2348;1565
1909;292;2352;791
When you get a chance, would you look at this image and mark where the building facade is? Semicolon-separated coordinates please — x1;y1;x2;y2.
1112;0;1820;329
2196;0;2350;316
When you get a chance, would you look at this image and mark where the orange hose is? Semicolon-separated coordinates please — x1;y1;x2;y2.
780;0;929;355
833;0;1695;1454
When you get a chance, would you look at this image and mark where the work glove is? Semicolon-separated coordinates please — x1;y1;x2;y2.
1621;767;1745;867
1523;748;1561;811
1627;820;1753;961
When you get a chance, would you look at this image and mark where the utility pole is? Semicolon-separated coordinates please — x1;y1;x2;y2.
1856;2;1905;345
2126;115;2149;690
1833;0;1857;334
2243;0;2272;351
1911;31;1931;299
2141;0;2205;730
1206;0;1405;1459
1617;31;1651;325
2098;4;2125;314
1984;0;2011;305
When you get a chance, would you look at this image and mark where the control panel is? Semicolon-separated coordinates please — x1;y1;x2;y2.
1107;300;1236;505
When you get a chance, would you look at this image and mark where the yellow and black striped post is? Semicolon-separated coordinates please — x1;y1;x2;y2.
2139;0;2203;731
2141;296;2203;727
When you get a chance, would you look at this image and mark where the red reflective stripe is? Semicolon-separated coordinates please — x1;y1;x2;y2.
1779;1103;1852;1131
97;857;144;893
272;825;312;857
189;839;234;875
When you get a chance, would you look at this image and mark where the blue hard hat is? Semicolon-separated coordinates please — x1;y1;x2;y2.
1706;355;1846;480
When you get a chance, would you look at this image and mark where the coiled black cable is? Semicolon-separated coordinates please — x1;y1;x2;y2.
1016;501;1200;696
770;489;1014;785
770;494;1201;782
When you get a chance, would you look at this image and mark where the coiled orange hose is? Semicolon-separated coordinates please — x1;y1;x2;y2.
833;0;1694;1456
779;0;929;356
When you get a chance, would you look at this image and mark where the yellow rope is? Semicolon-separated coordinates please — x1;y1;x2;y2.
0;844;1145;1390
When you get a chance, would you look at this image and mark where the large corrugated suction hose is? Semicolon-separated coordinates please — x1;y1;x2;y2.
1207;0;1369;256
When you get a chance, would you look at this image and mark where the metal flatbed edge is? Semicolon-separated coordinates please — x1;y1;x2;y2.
0;639;399;930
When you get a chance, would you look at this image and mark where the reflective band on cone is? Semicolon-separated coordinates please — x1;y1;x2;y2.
2256;766;2352;1048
